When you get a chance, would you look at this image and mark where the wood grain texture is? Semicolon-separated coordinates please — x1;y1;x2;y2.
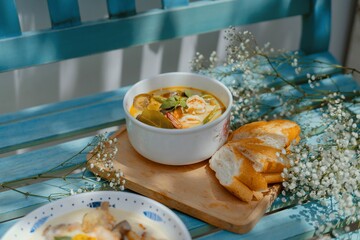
0;0;310;72
0;87;130;125
0;136;93;183
0;65;357;156
88;129;281;234
0;95;126;154
0;63;353;154
0;52;340;153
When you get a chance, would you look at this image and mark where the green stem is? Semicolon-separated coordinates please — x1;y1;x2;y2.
313;60;360;75
258;53;307;96
1;184;51;199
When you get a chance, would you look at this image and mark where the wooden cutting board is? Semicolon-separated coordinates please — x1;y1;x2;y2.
87;127;280;234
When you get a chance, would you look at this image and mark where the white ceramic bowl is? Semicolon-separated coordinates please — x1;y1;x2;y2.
2;191;191;240
123;72;233;165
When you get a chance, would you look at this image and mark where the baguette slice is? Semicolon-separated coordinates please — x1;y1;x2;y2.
229;139;289;173
229;119;301;149
209;144;268;195
253;191;264;201
262;173;284;184
224;177;254;203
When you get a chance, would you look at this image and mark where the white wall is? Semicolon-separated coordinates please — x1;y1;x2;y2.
0;0;356;114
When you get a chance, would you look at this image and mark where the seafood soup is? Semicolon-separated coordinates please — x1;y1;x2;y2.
130;86;226;129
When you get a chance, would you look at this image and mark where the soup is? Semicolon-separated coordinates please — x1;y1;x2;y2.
33;202;167;240
130;86;225;129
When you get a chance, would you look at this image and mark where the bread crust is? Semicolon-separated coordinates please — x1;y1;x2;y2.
229;119;301;149
229;140;289;173
262;173;284;184
210;119;300;203
231;148;268;191
224;177;253;203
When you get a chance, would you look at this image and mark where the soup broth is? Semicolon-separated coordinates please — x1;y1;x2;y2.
130;87;225;129
31;202;167;240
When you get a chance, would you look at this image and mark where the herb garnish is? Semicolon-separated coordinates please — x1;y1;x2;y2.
160;96;187;110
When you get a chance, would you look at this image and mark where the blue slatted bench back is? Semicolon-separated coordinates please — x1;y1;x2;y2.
0;0;330;73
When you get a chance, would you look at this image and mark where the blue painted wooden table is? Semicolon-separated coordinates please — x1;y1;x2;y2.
0;51;359;239
0;0;359;239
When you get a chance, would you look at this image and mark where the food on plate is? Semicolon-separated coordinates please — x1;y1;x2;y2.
41;202;164;240
130;87;225;129
210;119;301;202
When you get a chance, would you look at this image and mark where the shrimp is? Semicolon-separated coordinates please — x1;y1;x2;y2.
186;95;206;114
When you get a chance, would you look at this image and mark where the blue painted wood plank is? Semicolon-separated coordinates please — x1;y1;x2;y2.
0;72;356;154
0;100;125;153
0;173;101;222
346;98;360;114
197;199;347;240
0;94;127;154
216;51;340;89
0;86;130;125
300;0;331;54
0;0;310;72
198;199;360;239
265;51;340;87
335;230;360;240
106;0;136;18
0;136;94;183
0;0;21;38
162;0;189;9
0;51;337;125
47;0;81;28
174;210;208;230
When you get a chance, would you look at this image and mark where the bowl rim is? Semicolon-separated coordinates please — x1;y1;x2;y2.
123;72;233;134
3;191;191;240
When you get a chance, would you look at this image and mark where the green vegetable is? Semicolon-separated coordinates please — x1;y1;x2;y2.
160;96;187;110
184;89;193;97
152;95;166;103
136;109;174;129
54;237;72;240
201;94;214;99
203;107;219;124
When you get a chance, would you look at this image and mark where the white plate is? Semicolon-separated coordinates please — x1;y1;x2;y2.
2;191;191;240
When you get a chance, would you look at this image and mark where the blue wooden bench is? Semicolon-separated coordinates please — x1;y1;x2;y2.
0;0;359;239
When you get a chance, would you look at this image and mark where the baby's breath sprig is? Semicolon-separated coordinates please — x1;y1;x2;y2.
282;94;359;236
1;132;126;201
87;133;126;191
190;27;360;236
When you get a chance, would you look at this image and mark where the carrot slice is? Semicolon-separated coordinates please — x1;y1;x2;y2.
165;112;183;129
